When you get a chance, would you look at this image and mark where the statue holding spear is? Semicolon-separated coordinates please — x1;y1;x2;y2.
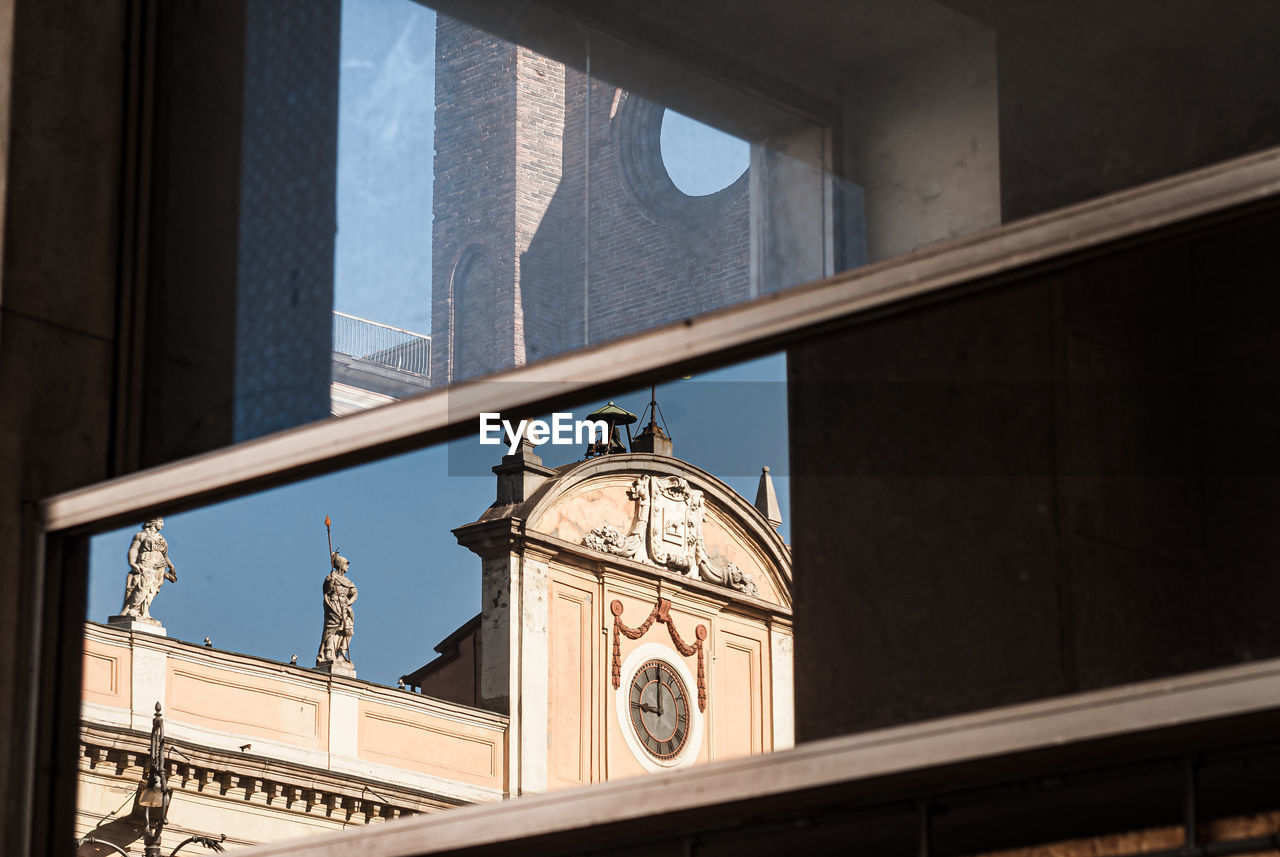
316;515;358;675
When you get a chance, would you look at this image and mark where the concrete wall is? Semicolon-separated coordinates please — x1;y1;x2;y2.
0;0;128;849
412;627;480;709
942;0;1280;222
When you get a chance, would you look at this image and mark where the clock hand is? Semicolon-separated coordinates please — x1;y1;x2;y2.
638;702;660;714
657;685;664;717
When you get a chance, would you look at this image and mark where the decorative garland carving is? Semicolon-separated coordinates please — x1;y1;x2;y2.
611;598;708;712
584;475;758;596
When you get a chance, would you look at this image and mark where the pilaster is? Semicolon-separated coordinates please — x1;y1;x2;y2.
130;634;169;733
768;621;795;751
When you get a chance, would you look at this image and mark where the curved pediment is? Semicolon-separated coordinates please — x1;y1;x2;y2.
520;454;791;608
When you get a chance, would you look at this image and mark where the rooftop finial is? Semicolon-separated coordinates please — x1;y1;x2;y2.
631;385;673;456
755;466;782;530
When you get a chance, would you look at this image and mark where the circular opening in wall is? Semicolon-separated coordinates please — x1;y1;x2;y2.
659;109;749;197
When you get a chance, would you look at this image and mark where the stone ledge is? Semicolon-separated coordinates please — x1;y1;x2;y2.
79;724;471;827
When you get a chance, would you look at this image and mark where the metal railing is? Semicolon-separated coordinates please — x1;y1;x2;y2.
332;311;431;378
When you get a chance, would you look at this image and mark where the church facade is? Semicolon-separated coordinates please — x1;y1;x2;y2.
77;434;791;851
407;441;793;793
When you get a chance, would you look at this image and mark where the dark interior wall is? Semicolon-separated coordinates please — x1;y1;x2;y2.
789;204;1280;740
941;0;1280;221
0;0;128;847
233;0;339;441
142;0;246;466
144;0;340;461
787;0;1280;743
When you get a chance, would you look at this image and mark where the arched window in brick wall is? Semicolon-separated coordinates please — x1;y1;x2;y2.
450;246;499;381
615;93;749;223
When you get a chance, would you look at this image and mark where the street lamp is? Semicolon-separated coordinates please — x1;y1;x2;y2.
74;835;130;857
139;702;170;857
76;707;225;857
168;834;227;854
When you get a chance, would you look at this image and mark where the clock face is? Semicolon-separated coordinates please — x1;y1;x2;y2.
627;659;691;760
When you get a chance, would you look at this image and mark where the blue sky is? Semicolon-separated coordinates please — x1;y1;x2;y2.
86;0;782;689
87;359;789;688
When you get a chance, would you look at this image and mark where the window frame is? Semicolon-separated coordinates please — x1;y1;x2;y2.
182;654;1280;857
41;144;1280;533
28;107;1280;857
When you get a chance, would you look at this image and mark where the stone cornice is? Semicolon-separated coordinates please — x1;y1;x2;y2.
452;517;526;557
79;722;467;826
523;530;793;621
469;455;791;578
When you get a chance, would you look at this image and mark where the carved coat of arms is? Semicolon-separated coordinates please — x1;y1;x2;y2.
583;474;758;596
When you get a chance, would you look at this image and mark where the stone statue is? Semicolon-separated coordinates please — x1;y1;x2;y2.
118;517;177;625
316;551;357;671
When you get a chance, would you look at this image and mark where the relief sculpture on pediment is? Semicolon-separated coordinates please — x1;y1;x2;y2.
583;474;758;597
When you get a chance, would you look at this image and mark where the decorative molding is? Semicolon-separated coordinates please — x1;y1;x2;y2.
78;726;463;827
585;474;759;596
521;530;793;620
610;598;707;712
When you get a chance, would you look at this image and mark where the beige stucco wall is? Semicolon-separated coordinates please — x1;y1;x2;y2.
79;622;508;851
543;559;791;791
358;696;502;788
82;623;507;798
83;633;132;711
165;656;330;752
414;631;478;707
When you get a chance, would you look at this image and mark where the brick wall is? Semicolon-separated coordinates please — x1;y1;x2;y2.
431;17;751;382
430;16;519;383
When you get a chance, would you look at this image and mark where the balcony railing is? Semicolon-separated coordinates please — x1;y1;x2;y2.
332;311;431;379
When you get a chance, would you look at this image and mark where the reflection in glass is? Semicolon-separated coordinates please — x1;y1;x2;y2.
332;3;844;397
77;354;791;850
660;109;751;197
149;0;1280;467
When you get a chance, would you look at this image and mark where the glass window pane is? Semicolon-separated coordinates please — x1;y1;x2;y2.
80;353;791;850
142;0;1280;470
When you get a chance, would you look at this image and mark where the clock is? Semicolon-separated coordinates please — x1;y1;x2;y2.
627;659;690;760
615;642;703;770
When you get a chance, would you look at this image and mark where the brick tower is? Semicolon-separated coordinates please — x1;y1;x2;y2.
430;15;752;384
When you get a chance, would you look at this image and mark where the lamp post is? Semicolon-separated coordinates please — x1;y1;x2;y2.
168;834;227;854
139;702;169;857
74;835;131;857
76;707;225;857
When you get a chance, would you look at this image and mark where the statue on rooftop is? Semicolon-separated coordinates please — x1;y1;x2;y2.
117;517;177;625
316;550;358;671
